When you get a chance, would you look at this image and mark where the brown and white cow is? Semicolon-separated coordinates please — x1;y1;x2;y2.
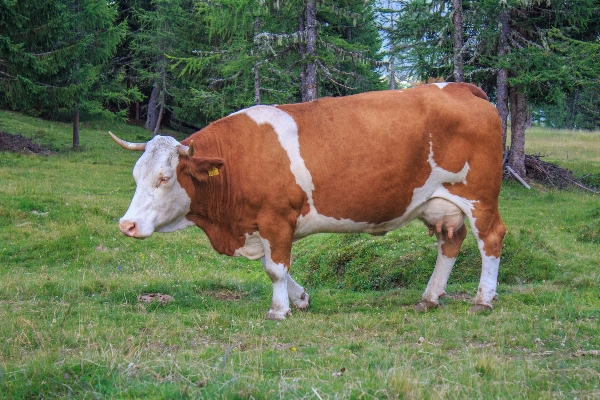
111;82;506;320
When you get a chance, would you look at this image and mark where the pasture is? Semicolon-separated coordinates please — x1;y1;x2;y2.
1;110;599;399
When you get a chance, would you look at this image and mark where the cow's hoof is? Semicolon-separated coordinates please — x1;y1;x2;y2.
415;300;438;311
292;291;310;311
469;303;492;313
265;309;291;321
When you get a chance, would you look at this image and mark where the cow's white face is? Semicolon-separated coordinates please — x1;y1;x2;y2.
119;135;194;238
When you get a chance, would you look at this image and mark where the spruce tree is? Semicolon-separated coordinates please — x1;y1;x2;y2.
0;0;127;149
174;0;384;123
128;0;198;133
386;0;600;177
0;0;68;111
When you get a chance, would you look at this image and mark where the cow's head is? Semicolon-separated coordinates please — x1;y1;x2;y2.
110;132;223;239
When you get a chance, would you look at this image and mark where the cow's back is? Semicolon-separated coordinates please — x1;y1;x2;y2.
274;83;502;225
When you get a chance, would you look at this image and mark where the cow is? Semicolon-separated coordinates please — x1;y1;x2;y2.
110;82;506;320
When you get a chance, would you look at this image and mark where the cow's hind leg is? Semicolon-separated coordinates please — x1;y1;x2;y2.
416;222;468;311
470;210;506;312
287;274;310;310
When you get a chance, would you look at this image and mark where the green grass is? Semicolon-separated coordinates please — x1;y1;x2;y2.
523;126;600;166
513;125;600;186
1;111;599;398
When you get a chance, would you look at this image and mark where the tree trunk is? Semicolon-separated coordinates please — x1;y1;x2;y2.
145;82;159;132
302;0;317;102
73;102;80;149
452;0;464;82
153;71;167;136
496;7;510;150
497;71;509;150
389;48;395;90
299;14;307;101
388;0;395;90
254;65;261;105
253;17;262;105
568;90;580;130
508;86;527;177
72;0;80;150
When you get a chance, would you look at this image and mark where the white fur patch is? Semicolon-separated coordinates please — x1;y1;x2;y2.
473;255;500;306
233;231;265;260
406;140;472;216
260;237;291;319
240;106;376;236
422;253;456;304
240;106;315;201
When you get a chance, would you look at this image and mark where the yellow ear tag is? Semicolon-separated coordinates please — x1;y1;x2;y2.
207;166;219;177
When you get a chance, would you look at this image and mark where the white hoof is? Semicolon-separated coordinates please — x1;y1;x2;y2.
414;300;439;311
291;291;310;311
265;308;291;321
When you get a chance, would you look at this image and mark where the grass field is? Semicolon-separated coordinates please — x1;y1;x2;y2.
516;126;600;180
1;111;599;399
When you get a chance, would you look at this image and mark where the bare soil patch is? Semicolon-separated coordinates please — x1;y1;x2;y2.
0;132;50;155
137;293;175;305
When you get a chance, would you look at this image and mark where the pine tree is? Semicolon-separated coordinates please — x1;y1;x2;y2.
386;0;600;177
495;0;600;176
0;0;68;111
384;1;454;82
69;0;128;148
0;0;128;149
174;0;385;123
127;0;198;133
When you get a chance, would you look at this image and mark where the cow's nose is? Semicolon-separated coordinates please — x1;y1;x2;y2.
119;220;137;237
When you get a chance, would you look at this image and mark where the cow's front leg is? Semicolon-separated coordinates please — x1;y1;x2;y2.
260;236;292;320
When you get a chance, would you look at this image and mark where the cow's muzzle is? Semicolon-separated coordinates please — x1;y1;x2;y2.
119;220;147;239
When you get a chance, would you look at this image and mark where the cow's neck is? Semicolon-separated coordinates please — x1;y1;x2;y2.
180;125;253;256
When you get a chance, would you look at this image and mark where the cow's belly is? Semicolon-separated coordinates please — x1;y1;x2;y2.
294;196;466;239
293;207;410;238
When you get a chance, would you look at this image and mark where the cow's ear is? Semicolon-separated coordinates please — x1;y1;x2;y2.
182;157;225;181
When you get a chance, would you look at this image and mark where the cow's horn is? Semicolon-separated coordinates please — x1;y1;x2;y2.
109;131;146;151
178;140;194;157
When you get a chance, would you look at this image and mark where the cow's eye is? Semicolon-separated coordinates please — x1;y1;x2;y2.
159;176;170;185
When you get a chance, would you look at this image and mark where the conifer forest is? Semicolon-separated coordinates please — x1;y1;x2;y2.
1;0;599;174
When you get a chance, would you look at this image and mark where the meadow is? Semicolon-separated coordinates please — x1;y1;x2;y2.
1;110;599;399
